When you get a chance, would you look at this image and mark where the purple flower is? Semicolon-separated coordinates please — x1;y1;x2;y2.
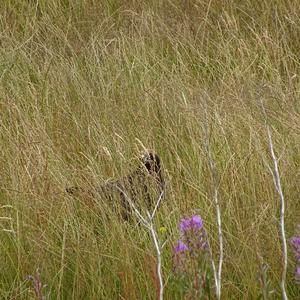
175;214;207;259
179;218;191;232
291;227;300;283
291;236;300;248
179;215;203;232
292;236;300;261
173;214;210;284
190;215;203;230
175;240;189;253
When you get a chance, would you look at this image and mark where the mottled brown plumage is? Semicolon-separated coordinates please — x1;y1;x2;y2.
66;151;164;220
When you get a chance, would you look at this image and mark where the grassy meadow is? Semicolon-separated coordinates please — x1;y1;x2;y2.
1;0;300;298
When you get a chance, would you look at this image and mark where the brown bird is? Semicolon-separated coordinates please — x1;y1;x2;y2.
66;151;164;220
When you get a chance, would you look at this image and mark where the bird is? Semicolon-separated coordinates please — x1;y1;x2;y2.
66;151;165;220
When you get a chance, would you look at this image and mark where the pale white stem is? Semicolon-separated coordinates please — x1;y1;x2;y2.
151;227;163;300
260;99;288;300
151;190;165;221
207;145;223;300
203;103;223;300
147;210;164;300
1;205;13;209
266;126;288;300
117;187;164;300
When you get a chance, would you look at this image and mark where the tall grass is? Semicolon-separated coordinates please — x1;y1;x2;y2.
1;0;300;298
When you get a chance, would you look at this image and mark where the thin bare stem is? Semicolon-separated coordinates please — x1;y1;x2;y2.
151;190;165;221
207;142;223;300
266;126;288;300
147;210;164;300
203;103;223;300
261;101;288;300
116;187;165;300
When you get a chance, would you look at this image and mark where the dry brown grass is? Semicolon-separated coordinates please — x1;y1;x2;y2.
1;1;300;298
